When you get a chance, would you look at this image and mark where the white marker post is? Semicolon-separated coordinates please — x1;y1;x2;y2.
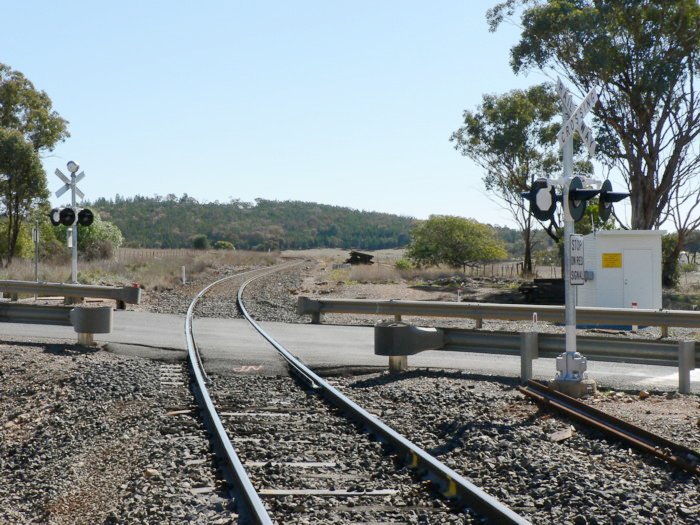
55;161;86;284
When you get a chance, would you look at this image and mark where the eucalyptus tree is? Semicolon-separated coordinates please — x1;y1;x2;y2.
0;63;69;264
451;84;565;273
488;0;700;263
0;63;69;152
0;129;48;265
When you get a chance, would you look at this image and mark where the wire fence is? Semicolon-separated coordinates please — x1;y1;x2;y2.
114;247;200;263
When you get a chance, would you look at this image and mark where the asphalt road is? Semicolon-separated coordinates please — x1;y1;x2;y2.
1;310;697;393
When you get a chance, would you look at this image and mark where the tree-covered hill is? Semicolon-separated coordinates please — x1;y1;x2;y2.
88;195;417;250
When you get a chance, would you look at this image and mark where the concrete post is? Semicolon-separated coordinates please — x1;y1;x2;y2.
388;356;408;374
678;340;695;394
520;332;539;384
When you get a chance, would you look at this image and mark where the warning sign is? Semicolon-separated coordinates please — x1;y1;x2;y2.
569;234;585;285
601;253;622;268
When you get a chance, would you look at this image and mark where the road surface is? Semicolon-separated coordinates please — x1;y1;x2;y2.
0;310;697;392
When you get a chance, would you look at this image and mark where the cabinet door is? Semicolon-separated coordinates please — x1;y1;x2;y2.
623;249;652;308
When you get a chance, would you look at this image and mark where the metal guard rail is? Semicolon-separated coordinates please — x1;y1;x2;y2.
298;296;700;331
0;303;72;325
442;329;698;366
0;279;141;306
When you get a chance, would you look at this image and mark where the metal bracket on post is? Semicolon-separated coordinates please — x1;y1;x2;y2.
297;296;322;324
375;321;445;372
69;306;113;346
678;341;696;394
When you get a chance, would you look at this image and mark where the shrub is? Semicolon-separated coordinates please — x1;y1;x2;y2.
394;258;413;270
662;234;680;287
214;240;235;250
191;234;209;250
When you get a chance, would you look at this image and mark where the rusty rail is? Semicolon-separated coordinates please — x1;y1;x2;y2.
519;380;700;475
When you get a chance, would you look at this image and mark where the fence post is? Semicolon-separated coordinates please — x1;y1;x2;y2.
520;332;539;384
678;340;695;394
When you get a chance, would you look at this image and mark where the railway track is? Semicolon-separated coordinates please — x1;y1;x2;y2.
518;380;700;476
185;262;530;524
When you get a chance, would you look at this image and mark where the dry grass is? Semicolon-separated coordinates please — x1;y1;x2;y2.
0;249;278;290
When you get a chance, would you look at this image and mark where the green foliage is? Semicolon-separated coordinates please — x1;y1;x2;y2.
0;129;48;265
0;63;69;152
662;233;681;287
191;234;210;250
394;258;414;270
488;0;700;233
451;84;562;195
78;215;124;260
54;213;124;261
0;219;32;259
214;240;235;250
451;83;593;271
87;196;416;250
406;215;508;271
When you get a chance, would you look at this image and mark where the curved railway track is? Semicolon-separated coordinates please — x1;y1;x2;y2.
184;262;530;524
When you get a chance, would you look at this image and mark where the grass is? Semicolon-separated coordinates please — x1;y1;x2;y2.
0;249;278;291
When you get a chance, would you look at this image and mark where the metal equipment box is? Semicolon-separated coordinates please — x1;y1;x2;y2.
577;230;664;309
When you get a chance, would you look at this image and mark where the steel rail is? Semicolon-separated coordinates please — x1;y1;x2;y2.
238;269;531;524
185;264;297;525
519;380;700;475
297;297;700;329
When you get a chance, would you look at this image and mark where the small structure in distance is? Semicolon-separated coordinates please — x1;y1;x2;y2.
346;251;374;265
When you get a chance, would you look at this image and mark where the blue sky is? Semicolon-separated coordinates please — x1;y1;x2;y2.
2;1;554;226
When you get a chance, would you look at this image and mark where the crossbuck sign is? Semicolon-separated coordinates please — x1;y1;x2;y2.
556;79;598;157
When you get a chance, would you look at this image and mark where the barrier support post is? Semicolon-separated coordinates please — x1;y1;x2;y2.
389;356;408;374
678;340;695;394
520;332;539;384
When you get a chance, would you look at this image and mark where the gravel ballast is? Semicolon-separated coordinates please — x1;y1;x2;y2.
2;258;698;524
0;343;235;524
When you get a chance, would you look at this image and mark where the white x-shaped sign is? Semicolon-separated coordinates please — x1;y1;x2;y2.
556;79;598;156
54;168;85;199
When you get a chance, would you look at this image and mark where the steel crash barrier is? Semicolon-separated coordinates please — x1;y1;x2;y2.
298;297;699;393
0;279;141;309
373;323;697;393
297;296;700;336
0;302;112;346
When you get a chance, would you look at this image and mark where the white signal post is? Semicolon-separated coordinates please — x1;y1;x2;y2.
555;80;598;395
54;161;86;284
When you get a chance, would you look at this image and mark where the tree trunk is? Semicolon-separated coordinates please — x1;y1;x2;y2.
522;226;533;275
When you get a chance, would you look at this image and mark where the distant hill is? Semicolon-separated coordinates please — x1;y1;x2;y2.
88;195;417;250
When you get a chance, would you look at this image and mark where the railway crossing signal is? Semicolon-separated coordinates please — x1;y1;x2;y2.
521;179;557;222
521;79;630;397
598;179;629;221
52;160;89;284
49;207;94;227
